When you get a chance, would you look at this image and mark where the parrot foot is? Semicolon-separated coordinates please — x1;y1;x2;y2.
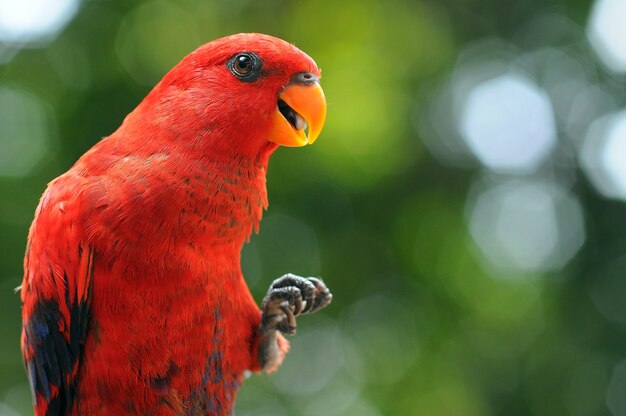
260;274;332;336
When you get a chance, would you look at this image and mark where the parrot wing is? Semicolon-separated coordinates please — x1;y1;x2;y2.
21;175;95;415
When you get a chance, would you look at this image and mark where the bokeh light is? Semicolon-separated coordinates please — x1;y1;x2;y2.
0;0;78;44
0;87;55;177
419;39;570;172
344;295;419;384
587;0;626;73
459;74;556;174
115;0;202;86
565;83;617;145
271;321;343;396
606;360;626;416
242;213;320;290
589;254;626;327
467;179;585;274
581;111;626;201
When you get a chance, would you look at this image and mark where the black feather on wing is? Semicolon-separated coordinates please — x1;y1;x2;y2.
22;247;94;415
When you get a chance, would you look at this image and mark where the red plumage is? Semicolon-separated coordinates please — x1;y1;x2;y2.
20;33;330;415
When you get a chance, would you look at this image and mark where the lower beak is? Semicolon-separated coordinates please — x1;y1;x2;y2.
268;82;327;147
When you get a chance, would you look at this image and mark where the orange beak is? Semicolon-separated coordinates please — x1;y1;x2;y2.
268;79;327;147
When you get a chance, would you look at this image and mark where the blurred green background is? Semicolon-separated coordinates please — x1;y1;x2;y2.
2;0;626;415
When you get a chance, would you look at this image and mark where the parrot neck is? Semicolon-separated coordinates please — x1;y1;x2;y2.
97;95;281;250
189;151;273;248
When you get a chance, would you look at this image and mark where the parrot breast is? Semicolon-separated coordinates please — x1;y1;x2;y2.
58;144;274;414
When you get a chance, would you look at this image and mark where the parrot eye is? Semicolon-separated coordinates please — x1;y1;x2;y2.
234;55;253;74
229;52;262;82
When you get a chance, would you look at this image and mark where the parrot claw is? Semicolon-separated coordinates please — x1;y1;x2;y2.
305;277;333;314
260;274;332;336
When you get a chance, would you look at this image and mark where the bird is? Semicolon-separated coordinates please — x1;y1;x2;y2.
20;33;332;415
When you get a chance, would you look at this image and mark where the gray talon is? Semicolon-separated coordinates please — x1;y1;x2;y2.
260;274;332;336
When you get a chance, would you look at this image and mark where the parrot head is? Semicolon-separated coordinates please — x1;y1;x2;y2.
139;33;327;156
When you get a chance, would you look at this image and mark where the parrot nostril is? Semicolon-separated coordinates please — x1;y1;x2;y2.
292;72;318;86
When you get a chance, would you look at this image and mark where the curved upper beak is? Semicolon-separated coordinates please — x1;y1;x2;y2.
268;73;327;147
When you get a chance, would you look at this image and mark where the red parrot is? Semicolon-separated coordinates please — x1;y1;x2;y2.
20;33;332;415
